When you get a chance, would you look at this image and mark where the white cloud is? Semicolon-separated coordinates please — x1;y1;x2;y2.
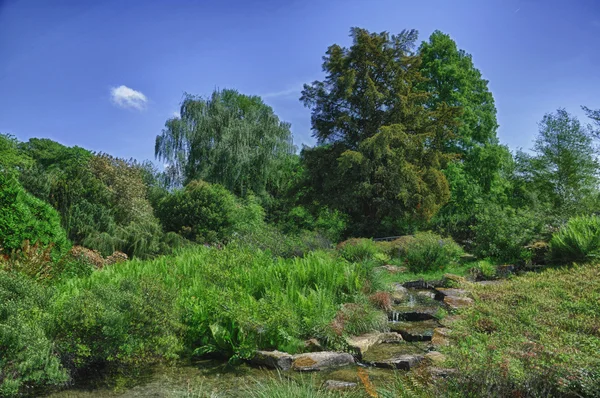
110;85;148;110
261;83;305;99
172;110;180;118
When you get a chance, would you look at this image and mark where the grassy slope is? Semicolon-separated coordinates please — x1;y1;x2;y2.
442;263;600;397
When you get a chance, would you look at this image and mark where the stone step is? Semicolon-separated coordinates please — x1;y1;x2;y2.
389;319;441;342
362;341;430;370
346;332;403;359
291;351;355;371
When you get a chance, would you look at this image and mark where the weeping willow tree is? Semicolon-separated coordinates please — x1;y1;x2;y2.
155;89;296;198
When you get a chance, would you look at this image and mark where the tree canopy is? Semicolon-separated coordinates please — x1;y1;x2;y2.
155;89;295;198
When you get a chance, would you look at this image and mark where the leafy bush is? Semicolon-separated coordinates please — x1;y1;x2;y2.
337;238;380;263
470;204;543;263
402;232;463;273
0;272;68;396
0;172;69;256
51;278;182;370
157;180;242;243
375;236;417;258
469;259;497;280
550;215;600;263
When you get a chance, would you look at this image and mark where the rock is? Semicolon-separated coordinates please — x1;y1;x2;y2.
417;290;437;300
291;352;355;371
322;380;358;390
425;351;446;364
251;350;293;370
304;338;323;352
460;253;477;262
444;295;474;310
391;283;408;303
389;319;440;342
374;265;407;273
347;332;403;357
403;280;433;289
367;354;424;370
431;328;451;347
435;288;470;298
496;264;516;278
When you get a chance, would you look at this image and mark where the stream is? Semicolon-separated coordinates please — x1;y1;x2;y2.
47;284;456;397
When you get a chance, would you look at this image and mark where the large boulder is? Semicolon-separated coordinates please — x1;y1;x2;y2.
291;352;355;371
250;350;293;370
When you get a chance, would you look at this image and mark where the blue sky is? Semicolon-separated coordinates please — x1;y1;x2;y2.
1;0;599;163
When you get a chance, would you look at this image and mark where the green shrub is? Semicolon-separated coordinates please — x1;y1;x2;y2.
375;236;417;258
470;204;543;263
337;238;380;263
0;172;69;256
0;272;68;396
470;259;497;280
402;232;463;273
51;278;182;370
550;215;600;263
157;180;257;244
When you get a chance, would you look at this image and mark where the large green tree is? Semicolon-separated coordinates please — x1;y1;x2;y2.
516;108;599;219
418;31;516;241
300;28;461;236
155;89;295;198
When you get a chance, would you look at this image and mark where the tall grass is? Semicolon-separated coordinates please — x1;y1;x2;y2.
550;215;600;263
54;244;385;362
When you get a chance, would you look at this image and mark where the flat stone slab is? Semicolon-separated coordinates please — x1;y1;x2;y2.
431;327;451;347
425;351;446;364
346;332;403;357
323;380;358;390
251;350;292;370
389;319;440;342
367;354;424;370
444;295;474;309
291;352;355;371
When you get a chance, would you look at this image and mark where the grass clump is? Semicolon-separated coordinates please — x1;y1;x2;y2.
443;263;600;397
550;215;600;263
337;238;381;263
402;232;463;273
